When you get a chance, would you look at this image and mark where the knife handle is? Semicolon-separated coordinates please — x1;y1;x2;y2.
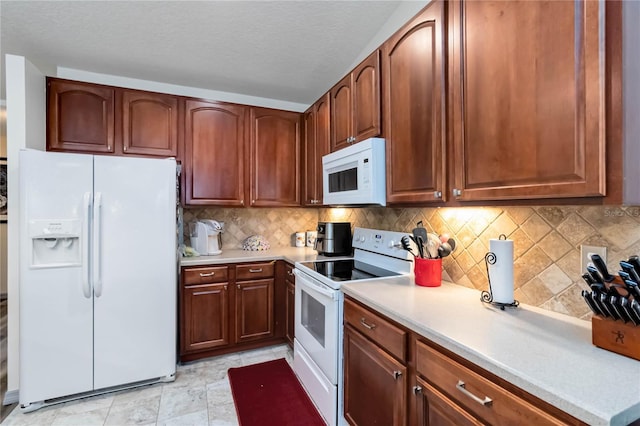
582;290;604;317
620;261;640;283
591;254;615;282
587;264;605;285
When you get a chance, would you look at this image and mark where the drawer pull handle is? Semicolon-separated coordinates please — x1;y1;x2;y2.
393;370;402;380
413;385;422;394
360;318;376;330
249;268;263;273
199;272;216;277
287;270;294;276
456;380;493;407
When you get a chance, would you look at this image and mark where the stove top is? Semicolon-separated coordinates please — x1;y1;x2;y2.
297;259;401;282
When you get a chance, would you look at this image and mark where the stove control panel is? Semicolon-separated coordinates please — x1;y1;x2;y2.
352;227;414;261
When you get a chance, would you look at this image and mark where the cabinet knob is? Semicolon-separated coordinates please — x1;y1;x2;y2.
434;191;442;199
241;200;244;206
393;370;403;380
287;270;294;276
452;188;462;197
123;145;127;151
413;385;423;395
237;284;240;289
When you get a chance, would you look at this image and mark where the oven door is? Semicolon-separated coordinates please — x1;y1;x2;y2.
294;269;341;384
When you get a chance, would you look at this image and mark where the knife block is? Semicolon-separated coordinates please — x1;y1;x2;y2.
592;316;640;361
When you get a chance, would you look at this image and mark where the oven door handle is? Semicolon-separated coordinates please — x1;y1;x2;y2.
294;269;338;300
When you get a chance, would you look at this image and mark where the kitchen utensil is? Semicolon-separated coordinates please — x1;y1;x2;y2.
618;297;639;326
416;235;426;258
597;292;616;319
609;295;631;323
447;238;457;252
426;233;440;258
590;254;615;282
401;235;417;258
582;290;604;316
412;222;428;251
624;279;640;300
438;242;453;258
581;272;596;286
630;300;640;324
586;264;606;285
591;291;610;318
620;261;640;283
627;255;640;273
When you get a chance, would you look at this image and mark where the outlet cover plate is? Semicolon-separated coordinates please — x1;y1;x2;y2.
581;245;608;273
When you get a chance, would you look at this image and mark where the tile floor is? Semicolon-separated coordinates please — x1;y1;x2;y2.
1;344;293;425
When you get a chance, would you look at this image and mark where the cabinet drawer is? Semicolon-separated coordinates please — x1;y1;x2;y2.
415;340;564;426
236;262;275;280
183;266;229;285
344;298;406;362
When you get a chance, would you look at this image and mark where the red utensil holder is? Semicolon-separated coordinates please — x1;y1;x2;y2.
414;257;442;287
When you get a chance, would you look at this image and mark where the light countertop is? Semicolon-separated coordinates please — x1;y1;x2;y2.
341;278;640;426
180;246;323;266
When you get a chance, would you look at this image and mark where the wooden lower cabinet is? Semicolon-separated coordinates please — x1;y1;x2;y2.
180;261;285;362
235;279;274;342
343;324;407;426
284;262;295;347
414;377;482;426
181;282;229;353
343;296;585;426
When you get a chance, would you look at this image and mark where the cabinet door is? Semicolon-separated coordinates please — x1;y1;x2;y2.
384;1;446;204
414;377;483;426
304;93;330;206
343;325;406;426
47;79;115;153
249;108;301;206
121;90;178;157
352;50;381;143
181;283;229;354
184;100;246;206
330;73;353;152
449;0;606;200
235;279;275;343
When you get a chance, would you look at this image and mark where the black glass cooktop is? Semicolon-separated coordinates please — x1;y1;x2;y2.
299;259;400;282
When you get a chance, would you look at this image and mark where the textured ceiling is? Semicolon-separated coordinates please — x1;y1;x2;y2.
1;1;423;106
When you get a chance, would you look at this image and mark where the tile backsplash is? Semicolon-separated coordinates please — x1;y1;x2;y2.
184;205;640;320
320;206;640;320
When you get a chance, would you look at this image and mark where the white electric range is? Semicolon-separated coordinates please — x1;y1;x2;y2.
293;227;414;426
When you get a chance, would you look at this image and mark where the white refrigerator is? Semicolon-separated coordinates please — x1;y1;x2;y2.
19;149;177;411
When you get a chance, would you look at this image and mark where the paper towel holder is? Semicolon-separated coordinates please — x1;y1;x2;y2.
480;234;520;310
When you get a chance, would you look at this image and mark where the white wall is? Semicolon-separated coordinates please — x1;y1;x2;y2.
4;54;46;403
56;67;308;112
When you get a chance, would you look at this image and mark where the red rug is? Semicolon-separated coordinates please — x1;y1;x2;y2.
228;358;326;426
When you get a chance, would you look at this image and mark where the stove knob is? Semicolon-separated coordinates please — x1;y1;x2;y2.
356;235;366;243
389;240;402;249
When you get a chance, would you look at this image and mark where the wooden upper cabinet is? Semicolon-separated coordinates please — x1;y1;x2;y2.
47;78;178;158
383;1;445;204
121;90;178;157
249;107;301;207
330;50;381;152
449;0;608;201
303;93;330;206
47;78;115;154
184;100;247;206
331;74;353;152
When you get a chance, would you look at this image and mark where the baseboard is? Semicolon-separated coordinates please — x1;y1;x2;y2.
3;389;18;405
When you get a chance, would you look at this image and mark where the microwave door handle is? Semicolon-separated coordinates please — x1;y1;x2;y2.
294;269;337;300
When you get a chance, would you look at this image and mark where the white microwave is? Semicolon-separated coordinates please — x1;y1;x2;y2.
322;137;386;206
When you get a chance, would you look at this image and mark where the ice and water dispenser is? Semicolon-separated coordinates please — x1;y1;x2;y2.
29;219;82;268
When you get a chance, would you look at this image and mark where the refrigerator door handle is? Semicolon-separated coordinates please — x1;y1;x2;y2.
82;192;92;298
93;192;103;297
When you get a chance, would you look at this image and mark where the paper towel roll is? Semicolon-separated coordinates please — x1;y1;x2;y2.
488;238;514;304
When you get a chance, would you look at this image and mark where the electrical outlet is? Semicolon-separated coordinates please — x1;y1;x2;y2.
580;245;608;272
